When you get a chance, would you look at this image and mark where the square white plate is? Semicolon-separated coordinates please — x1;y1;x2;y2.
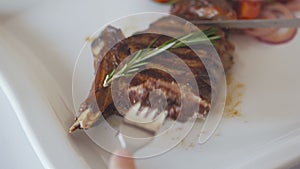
1;0;300;169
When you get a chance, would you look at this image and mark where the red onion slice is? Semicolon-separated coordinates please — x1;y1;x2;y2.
258;27;297;44
257;3;297;44
244;10;279;37
286;0;300;12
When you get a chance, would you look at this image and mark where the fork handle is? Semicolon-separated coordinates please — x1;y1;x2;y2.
118;133;153;154
99;149;112;169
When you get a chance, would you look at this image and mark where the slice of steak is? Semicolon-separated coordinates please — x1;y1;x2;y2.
69;26;127;132
170;0;236;71
136;16;235;72
127;75;211;121
95;31;224;123
170;0;237;21
70;11;235;132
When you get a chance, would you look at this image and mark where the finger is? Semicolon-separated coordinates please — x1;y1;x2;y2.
109;149;136;169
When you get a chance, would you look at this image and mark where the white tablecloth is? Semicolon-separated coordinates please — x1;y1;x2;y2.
0;88;43;169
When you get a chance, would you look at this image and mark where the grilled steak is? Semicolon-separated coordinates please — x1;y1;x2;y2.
170;0;237;20
94;30;214;121
69;0;236;132
170;0;236;72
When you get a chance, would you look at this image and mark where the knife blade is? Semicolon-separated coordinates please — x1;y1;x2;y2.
191;18;300;28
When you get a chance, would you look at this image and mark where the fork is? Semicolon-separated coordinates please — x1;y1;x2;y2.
99;102;168;167
117;102;168;154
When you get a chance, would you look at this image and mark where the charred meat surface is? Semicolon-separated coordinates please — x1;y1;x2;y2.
95;32;215;121
170;0;236;71
170;0;237;20
69;0;236;133
137;16;235;72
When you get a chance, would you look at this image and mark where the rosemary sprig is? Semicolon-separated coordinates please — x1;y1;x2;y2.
103;28;221;87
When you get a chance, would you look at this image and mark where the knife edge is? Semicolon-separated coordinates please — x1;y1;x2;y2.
191;18;300;28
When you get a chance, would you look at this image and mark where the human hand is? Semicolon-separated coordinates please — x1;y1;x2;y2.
109;150;136;169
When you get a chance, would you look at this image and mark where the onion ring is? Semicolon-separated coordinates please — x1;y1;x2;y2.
244;10;279;37
286;0;300;12
257;3;297;44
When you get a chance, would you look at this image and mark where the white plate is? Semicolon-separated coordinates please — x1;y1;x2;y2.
1;0;300;169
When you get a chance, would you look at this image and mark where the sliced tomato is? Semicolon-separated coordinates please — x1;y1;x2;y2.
238;1;262;19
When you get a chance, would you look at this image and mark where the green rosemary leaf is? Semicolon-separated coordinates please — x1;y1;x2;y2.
141;41;176;61
147;38;159;48
128;50;143;65
119;63;128;73
130;62;149;69
125;73;134;77
102;28;221;87
108;69;116;77
126;68;140;74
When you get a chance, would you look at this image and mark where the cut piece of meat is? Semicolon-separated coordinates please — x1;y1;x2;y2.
136;16;235;72
69;1;236;132
170;0;237;21
69;26;126;133
95;32;214;121
170;0;236;71
127;75;211;121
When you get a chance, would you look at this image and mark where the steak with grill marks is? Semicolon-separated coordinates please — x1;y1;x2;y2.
69;0;236;133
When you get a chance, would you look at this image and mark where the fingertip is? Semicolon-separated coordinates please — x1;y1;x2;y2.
109;150;136;169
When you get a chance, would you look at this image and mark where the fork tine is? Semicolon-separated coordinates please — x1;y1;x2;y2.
155;110;168;125
139;107;149;117
126;102;141;117
118;104;168;153
146;108;158;120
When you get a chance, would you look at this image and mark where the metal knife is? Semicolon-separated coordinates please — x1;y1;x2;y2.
191;18;300;28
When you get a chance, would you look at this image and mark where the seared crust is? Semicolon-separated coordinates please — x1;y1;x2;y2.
71;0;236;132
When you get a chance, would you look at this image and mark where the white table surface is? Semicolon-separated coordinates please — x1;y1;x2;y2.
2;80;300;169
0;3;44;168
0;88;43;169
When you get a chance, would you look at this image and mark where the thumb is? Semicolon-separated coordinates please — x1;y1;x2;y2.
108;149;136;169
